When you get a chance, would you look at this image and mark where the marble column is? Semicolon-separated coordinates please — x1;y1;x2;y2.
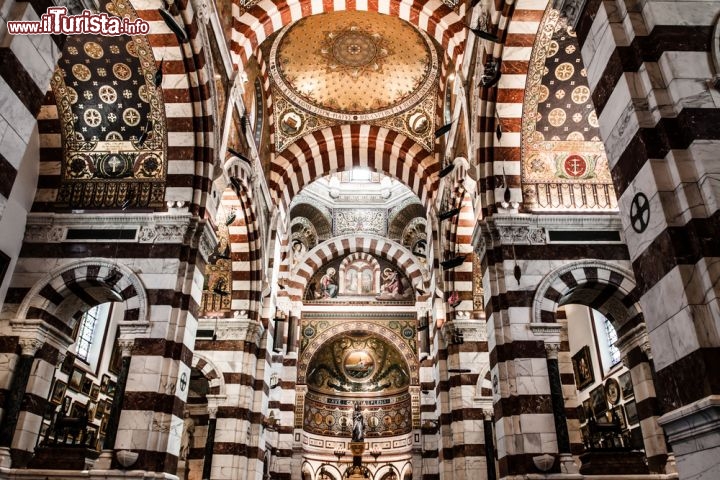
482;410;496;480
545;342;578;474
102;338;134;451
0;338;42;467
202;407;217;480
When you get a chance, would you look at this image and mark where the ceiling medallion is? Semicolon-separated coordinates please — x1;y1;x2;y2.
320;25;390;78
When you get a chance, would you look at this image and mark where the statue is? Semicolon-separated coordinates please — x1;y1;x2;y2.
351;402;364;442
180;412;195;460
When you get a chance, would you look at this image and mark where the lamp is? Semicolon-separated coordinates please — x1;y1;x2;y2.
370;446;381;462
158;8;189;43
441;256;465;269
468;26;500;43
228;148;251;164
438;207;460;221
438;163;455;178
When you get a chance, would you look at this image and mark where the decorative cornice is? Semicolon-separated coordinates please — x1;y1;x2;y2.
446;313;487;342
615;323;650;358
484;213;623;245
200;312;265;345
528;323;563;340
24;212;198;244
198;222;218;263
10;319;74;351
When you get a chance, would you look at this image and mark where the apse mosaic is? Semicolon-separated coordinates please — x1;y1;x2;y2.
306;333;410;395
521;9;616;210
304;253;413;303
267;11;439;152
51;0;165;209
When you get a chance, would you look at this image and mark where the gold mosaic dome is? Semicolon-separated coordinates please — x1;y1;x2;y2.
270;11;438;122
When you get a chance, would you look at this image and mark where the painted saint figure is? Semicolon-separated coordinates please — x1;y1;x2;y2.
351;402;364;442
319;267;338;298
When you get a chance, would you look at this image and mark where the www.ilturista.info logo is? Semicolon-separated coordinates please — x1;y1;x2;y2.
7;7;150;35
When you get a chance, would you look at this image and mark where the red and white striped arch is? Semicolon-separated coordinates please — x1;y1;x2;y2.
286;234;429;302
231;0;467;69
474;0;550;215
271;125;439;211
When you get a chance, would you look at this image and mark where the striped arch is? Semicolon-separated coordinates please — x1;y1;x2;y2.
16;258;148;338
288;234;429;302
224;159;264;319
532;259;642;334
191;353;225;396
230;0;467;69
271;125;439;211
472;0;551;216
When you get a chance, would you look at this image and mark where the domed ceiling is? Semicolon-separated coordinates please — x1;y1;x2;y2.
271;11;436;118
267;11;440;152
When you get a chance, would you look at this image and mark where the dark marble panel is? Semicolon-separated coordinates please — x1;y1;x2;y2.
655;347;720;412
0;49;44;117
0;153;17;199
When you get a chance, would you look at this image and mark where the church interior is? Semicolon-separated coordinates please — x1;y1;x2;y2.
0;0;718;479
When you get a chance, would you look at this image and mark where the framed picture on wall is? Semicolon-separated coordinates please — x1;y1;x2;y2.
68;369;84;392
70;401;86;418
101;374;110;394
90;384;100;400
630;427;643;449
50;379;67;405
81;377;93;395
582;398;593;421
612;406;626;429
625;399;639;425
107;380;117;397
619;371;634;399
589;385;607;416
572;345;595;391
60;352;75;375
95;400;107;420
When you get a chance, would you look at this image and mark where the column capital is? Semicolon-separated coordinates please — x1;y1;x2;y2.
544;342;561;360
18;337;43;356
117;338;135;357
55;351;67;368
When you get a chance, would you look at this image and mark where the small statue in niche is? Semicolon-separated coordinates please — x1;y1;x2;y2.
180;411;195;460
351;402;364;442
291;239;306;267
